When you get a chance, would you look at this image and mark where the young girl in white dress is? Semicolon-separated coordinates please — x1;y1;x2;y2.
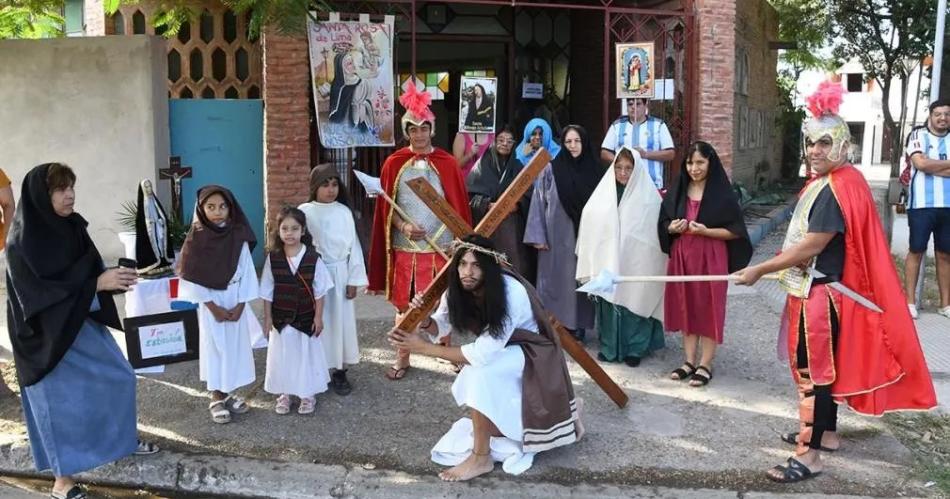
178;185;262;424
261;206;334;414
298;164;368;395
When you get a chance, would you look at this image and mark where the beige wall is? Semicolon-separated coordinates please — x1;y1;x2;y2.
0;35;170;262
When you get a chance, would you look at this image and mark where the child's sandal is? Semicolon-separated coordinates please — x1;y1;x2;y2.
225;394;249;414
274;394;291;415
209;400;231;424
298;397;316;415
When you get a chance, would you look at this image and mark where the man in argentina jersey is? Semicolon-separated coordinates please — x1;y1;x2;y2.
600;97;675;191
904;98;950;319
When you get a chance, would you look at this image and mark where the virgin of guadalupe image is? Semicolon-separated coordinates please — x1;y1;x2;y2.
328;49;375;132
135;179;175;278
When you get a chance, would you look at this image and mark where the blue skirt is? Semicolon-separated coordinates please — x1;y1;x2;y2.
20;317;137;476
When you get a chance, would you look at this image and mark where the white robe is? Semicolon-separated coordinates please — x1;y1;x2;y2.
260;246;334;397
575;147;667;321
298;201;369;370
429;275;542;475
179;243;261;393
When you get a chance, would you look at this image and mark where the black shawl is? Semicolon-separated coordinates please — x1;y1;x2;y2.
658;142;752;273
550;125;606;234
466;144;526;224
135;181;174;270
179;185;257;290
5;163;121;387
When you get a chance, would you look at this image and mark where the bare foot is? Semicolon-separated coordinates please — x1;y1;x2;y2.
438;452;494;482
574;397;586;442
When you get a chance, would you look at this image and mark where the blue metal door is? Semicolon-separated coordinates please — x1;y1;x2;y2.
169;100;264;265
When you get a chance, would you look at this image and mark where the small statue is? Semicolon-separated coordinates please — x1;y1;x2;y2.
135;179;175;278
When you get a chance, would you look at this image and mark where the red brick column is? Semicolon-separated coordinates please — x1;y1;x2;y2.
262;29;312;231
696;0;737;172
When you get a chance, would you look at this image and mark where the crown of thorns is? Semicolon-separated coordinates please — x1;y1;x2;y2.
451;239;510;266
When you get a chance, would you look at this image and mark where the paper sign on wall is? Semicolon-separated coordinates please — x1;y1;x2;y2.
522;82;543;99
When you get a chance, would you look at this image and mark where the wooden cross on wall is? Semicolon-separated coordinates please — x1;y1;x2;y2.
159;156;193;221
396;148;629;408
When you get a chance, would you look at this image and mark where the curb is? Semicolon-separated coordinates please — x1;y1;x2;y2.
0;441;885;499
745;196;796;247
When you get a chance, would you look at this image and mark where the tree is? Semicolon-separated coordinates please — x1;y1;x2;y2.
830;0;939;175
0;0;64;39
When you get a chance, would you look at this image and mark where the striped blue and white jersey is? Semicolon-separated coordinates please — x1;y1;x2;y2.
601;116;674;190
907;126;950;209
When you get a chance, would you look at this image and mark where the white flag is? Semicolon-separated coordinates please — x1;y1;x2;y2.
353;169;384;196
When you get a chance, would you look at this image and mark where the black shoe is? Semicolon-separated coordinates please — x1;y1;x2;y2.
597;352;609;362
331;370;352;396
623;356;641;367
569;328;586;343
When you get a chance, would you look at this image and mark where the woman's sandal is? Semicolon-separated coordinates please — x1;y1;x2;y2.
275;394;291;415
689;366;713;387
670;362;697;381
385;365;411;381
50;485;87;499
780;432;839;452
209;400;231;424
134;439;160;455
224;395;249;414
767;457;821;483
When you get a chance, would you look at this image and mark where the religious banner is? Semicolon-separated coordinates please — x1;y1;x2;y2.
459;76;497;133
308;16;395;148
615;42;655;99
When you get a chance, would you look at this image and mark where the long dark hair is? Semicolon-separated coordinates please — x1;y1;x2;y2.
268;206;313;253
446;234;508;339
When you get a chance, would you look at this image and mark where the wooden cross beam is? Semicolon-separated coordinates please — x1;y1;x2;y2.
398;149;629;408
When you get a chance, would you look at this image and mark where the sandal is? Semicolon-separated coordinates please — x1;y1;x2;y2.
224;394;249;414
767;457;821;483
298;396;316;415
385;365;411;381
134;439;160;455
51;485;87;499
689;366;713;387
275;394;291;415
209;400;231;424
780;432;839;452
670;362;696;380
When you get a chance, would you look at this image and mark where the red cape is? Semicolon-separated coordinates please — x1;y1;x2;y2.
824;165;936;415
367;147;472;298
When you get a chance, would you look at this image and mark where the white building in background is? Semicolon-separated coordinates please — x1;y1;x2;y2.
796;59;932;167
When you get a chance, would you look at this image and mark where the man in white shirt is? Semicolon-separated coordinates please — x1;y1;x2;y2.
387;235;581;481
600;98;676;190
903;98;950;319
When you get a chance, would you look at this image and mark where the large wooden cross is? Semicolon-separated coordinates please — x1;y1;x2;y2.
395;148;629;408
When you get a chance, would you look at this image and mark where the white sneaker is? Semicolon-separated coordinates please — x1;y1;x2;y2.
939;306;950;319
908;303;919;320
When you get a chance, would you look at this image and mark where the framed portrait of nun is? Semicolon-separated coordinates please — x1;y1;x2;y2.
459;76;497;133
616;42;655;99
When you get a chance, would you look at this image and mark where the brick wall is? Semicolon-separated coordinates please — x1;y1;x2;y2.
696;0;737;172
83;0;105;35
262;29;311;231
731;0;780;189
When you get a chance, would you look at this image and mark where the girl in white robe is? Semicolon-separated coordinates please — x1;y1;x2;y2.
261;207;333;414
178;185;262;424
299;164;368;395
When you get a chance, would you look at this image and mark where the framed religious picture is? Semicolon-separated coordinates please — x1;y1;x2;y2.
459;76;497;133
615;42;655;99
123;309;200;369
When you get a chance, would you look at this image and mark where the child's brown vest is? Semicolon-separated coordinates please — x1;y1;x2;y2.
269;248;320;335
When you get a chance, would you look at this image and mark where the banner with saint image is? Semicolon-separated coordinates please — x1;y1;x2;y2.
615;42;655;99
458;76;497;133
308;17;395;148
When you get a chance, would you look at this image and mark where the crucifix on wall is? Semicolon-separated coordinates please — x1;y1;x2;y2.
159;156;193;221
399;149;629;409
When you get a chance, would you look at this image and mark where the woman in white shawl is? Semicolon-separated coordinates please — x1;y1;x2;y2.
576;147;667;366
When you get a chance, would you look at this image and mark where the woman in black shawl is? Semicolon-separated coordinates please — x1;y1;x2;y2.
466;125;534;277
658;142;752;387
6;163;151;499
